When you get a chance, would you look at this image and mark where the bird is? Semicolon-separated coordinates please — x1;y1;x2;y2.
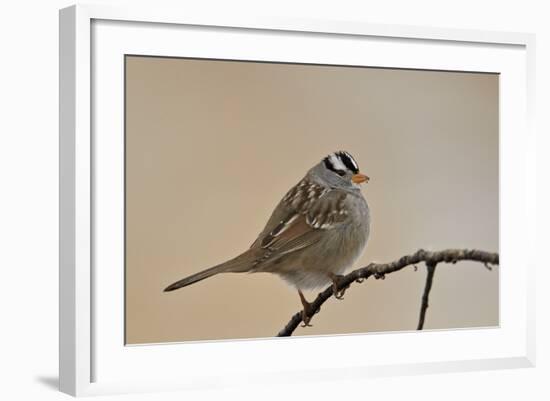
164;151;371;327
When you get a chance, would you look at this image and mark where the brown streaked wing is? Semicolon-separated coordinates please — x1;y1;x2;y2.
259;190;351;256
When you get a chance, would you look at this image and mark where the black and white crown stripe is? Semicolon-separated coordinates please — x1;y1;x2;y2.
323;151;359;175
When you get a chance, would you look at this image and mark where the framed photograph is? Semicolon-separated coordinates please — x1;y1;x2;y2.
59;4;536;396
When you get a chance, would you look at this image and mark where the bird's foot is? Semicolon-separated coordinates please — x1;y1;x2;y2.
301;311;313;327
298;290;314;327
329;273;349;300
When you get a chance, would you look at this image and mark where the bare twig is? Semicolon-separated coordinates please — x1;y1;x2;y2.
276;248;498;337
417;261;437;330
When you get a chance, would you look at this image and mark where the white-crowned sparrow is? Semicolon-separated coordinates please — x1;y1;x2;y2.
165;151;370;326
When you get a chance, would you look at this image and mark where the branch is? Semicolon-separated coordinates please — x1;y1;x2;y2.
276;248;499;337
417;261;436;330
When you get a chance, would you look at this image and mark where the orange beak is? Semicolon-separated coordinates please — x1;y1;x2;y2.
351;173;370;184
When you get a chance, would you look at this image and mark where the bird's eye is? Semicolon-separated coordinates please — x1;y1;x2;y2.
335;169;346;176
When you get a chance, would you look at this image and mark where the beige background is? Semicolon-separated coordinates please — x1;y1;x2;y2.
125;56;498;344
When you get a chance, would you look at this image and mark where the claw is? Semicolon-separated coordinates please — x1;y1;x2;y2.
334;290;345;300
329;273;349;300
301;315;312;327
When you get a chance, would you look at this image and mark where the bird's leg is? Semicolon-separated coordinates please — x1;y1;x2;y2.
298;290;314;327
328;273;349;300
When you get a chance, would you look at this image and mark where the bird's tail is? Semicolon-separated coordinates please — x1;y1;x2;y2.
163;251;255;292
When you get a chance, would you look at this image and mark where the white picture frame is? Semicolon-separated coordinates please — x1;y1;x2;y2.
59;4;536;397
